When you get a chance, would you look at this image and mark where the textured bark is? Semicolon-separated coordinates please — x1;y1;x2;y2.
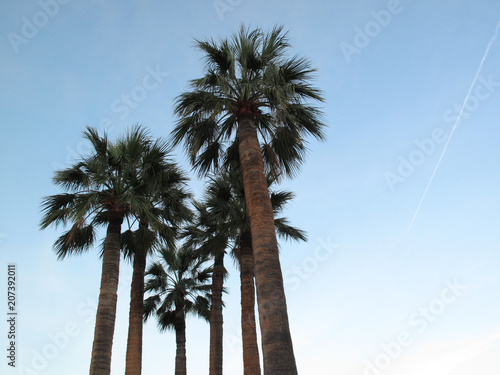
239;230;261;375
238;117;297;375
209;251;224;375
89;216;122;375
124;249;146;375
175;307;187;375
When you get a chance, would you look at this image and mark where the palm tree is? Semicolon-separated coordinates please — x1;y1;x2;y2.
123;221;155;375
171;25;325;373
144;246;212;375
121;134;192;375
40;126;170;375
238;192;306;375
237;229;260;375
181;202;227;375
202;172;306;375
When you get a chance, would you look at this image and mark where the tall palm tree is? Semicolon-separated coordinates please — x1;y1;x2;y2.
144;247;212;375
121;134;192;375
123;221;155;375
171;25;325;373
239;192;306;375
202;172;306;375
40;126;170;375
181;202;228;375
236;229;260;375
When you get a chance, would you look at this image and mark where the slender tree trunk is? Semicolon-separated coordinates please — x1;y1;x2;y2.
124;247;146;375
238;117;298;375
89;216;123;375
239;229;261;375
209;250;224;375
175;306;187;375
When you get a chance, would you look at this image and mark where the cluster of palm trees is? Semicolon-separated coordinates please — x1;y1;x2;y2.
40;25;325;375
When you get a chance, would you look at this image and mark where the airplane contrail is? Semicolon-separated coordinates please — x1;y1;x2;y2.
408;19;500;233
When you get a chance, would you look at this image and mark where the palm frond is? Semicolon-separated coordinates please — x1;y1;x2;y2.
40;193;78;229
53;223;95;259
274;217;307;242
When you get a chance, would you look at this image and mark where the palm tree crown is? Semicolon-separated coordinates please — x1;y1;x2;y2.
40;126;177;257
144;247;212;375
172;24;325;178
144;247;212;328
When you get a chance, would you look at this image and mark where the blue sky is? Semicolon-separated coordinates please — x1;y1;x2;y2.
1;1;500;374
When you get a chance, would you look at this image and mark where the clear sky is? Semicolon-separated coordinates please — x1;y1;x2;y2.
1;1;500;374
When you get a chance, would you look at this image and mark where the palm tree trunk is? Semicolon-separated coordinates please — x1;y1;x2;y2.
238;117;298;375
239;229;261;375
124;250;146;375
209;250;224;375
89;216;123;375
175;306;187;375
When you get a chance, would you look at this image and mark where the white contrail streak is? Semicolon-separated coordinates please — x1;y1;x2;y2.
407;20;500;233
